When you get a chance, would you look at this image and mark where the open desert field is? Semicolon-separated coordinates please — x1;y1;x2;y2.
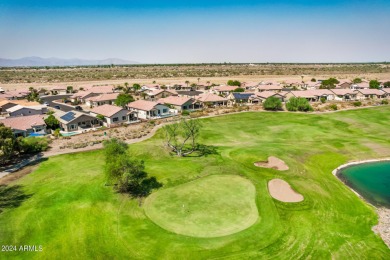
1;63;390;91
1;106;390;259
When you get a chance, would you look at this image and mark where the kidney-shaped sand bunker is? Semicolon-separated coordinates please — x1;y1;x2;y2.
144;175;259;238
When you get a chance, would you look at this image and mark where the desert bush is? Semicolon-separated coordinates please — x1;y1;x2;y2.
328;104;338;111
320;97;326;103
381;99;389;105
353;101;362;107
263;97;282;111
19;137;49;154
286;97;313;112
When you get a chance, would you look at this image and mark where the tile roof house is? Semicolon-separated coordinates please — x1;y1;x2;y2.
0;100;41;114
256;85;283;92
177;90;204;97
330;89;357;101
50;87;67;95
1;90;29;100
90;104;137;126
157;96;200;112
286;90;335;102
6;105;48;117
354;89;386;100
127;100;172;120
0;114;46;137
350;82;370;90
252;91;286;103
85;93;119;107
144;89;178;101
212;85;238;96
194;93;228;107
227;92;255;105
55;110;100;132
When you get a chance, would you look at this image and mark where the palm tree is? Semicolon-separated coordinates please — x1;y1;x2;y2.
185;80;190;88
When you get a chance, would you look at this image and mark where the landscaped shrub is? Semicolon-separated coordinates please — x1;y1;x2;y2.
263;97;282;111
381;99;389;105
19;137;49;154
353;101;362;107
286;97;313;112
181;110;190;116
320;97;326;103
328;104;338;111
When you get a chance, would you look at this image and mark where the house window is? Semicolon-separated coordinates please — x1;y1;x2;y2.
122;116;126;120
113;117;119;122
183;106;187;109
163;109;168;113
70;124;77;130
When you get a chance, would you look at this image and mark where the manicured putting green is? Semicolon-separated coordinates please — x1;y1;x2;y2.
144;175;259;238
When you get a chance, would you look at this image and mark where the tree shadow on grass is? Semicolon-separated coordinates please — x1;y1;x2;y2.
0;185;32;213
185;144;219;157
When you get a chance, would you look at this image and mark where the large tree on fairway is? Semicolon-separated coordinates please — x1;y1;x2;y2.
0;123;18;164
103;139;161;197
286;97;313;112
163;119;202;157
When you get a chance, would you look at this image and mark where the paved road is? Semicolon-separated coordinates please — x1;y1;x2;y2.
41;94;74;112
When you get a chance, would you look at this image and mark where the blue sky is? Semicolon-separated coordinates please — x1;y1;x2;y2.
1;0;390;63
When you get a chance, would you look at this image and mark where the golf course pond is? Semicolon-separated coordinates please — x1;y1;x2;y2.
338;161;390;208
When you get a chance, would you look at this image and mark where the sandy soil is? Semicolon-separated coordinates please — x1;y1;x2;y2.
254;156;289;171
268;179;304;203
372;208;390;248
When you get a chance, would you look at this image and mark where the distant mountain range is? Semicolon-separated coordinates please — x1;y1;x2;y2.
0;56;140;67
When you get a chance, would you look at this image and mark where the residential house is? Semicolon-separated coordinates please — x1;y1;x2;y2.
177;91;203;97
330;89;357;101
250;91;285;103
285;90;334;102
0;114;46;137
194;93;228;107
336;82;352;89
227;92;255;105
212;85;237;96
90;104;137;127
127;100;171;120
6;105;48;117
0;100;41;114
1;90;29;100
241;82;259;90
144;89;178;101
55;110;100;132
354;89;386;100
85;93;119;107
157;96;200;112
350;82;370;90
50;87;67;95
256;85;283;92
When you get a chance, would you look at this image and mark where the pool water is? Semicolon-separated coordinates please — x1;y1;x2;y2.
61;132;79;137
338;161;390;207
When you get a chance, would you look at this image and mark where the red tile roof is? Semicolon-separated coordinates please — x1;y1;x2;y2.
127;100;160;111
90;104;124;117
86;93;119;102
195;93;228;102
0;114;45;131
158;96;194;106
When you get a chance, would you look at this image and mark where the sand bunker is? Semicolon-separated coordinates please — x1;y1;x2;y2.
254;156;289;171
268;179;304;202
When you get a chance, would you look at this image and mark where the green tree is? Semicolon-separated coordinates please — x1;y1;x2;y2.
233;87;245;92
286;97;313;112
311;78;316;82
263;97;282;111
227;80;241;86
0;123;18;164
96;114;105;121
369;80;380;89
66;86;73;93
352;78;362;84
383;81;390;88
115;93;134;107
133;83;141;92
44;115;59;129
163;119;202;157
103;139;161;197
320;78;340;89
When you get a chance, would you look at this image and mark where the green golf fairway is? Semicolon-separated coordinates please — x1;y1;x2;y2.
144;175;258;237
1;106;390;259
